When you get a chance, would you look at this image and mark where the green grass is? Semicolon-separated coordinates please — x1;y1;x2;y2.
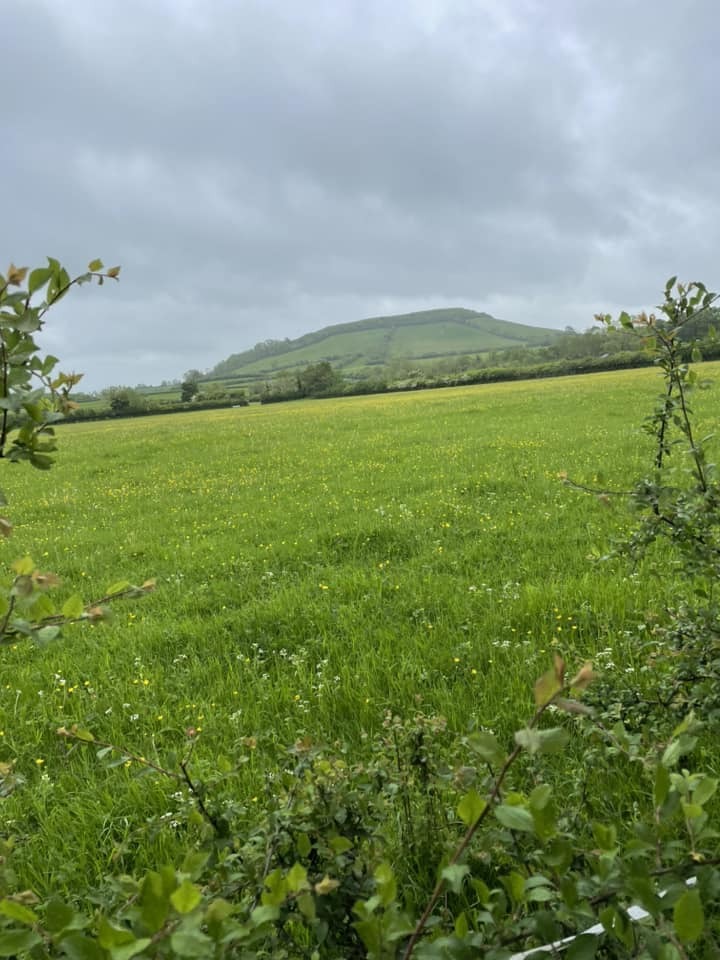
1;365;717;894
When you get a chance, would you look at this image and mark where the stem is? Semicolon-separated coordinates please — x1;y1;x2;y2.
58;728;223;834
0;337;8;458
0;594;16;639
402;700;551;959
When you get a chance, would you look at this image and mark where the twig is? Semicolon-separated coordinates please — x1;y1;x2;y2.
402;700;552;959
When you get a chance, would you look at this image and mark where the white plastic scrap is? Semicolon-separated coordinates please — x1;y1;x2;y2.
509;877;697;960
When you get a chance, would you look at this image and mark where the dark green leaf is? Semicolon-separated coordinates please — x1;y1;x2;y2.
0;929;42;956
567;933;600;960
674;888;704;942
57;933;105;960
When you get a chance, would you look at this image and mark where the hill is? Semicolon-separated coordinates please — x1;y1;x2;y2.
205;307;562;386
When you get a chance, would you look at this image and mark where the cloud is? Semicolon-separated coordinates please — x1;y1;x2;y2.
2;0;719;389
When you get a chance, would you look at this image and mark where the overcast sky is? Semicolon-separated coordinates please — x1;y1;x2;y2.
3;0;719;391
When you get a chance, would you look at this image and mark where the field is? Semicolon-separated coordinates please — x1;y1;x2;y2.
1;365;717;897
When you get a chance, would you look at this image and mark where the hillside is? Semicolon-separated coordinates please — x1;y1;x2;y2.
206;308;562;385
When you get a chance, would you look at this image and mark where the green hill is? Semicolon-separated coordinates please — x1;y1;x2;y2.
206;308;562;385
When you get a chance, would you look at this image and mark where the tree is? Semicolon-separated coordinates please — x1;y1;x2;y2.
180;379;199;402
102;386;147;415
297;360;343;397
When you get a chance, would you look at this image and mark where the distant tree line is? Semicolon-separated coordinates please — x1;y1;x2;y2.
66;310;720;420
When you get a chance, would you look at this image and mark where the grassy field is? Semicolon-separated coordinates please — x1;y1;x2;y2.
1;365;717;896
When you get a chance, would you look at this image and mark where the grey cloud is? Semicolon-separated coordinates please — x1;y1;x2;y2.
2;0;719;390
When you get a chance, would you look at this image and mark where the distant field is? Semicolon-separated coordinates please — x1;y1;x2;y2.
209;307;561;384
2;364;718;894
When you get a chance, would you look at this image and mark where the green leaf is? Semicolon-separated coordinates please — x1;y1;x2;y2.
693;777;717;806
374;861;397;906
105;580;130;596
592;822;617;851
501;871;526;905
674;888;704;943
534;666;561;706
441;863;469;894
0;898;38;925
169;927;214;958
529;783;552;811
110;940;152;960
62;594;85;619
170;878;202;914
0;929;42;956
495;804;535;832
297;892;316;920
88;259;104;272
455;911;469;938
250;904;280;927
329;835;353;854
55;933;105;960
286;862;309;893
180;850;209;880
36;625;61;644
566;933;600;960
457;789;486;826
28;267;52;295
515;726;569;755
465;730;504;765
98;916;134;948
139;872;170;933
43;897;79;933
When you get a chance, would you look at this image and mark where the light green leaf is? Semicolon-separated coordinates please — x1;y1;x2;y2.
0;898;38;925
692;777;717;806
515;726;568;755
98;916;134;948
28;267;52;295
110;940;152;960
457;789;486;826
465;730;504;766
441;863;469;893
62;594;85;619
286;862;309;893
36;625;61;644
170;878;202;914
169;927;214;958
495;804;535;832
105;580;130;595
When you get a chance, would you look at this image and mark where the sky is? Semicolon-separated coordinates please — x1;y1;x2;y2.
3;0;719;392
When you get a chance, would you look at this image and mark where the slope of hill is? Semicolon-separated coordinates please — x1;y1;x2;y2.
207;308;562;384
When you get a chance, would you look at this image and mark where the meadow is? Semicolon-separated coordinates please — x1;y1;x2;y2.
1;364;717;898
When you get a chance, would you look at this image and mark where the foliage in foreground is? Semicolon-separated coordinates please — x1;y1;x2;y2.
0;259;154;648
0;278;719;957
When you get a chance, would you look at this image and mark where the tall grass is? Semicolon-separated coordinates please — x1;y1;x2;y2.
1;365;717;893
